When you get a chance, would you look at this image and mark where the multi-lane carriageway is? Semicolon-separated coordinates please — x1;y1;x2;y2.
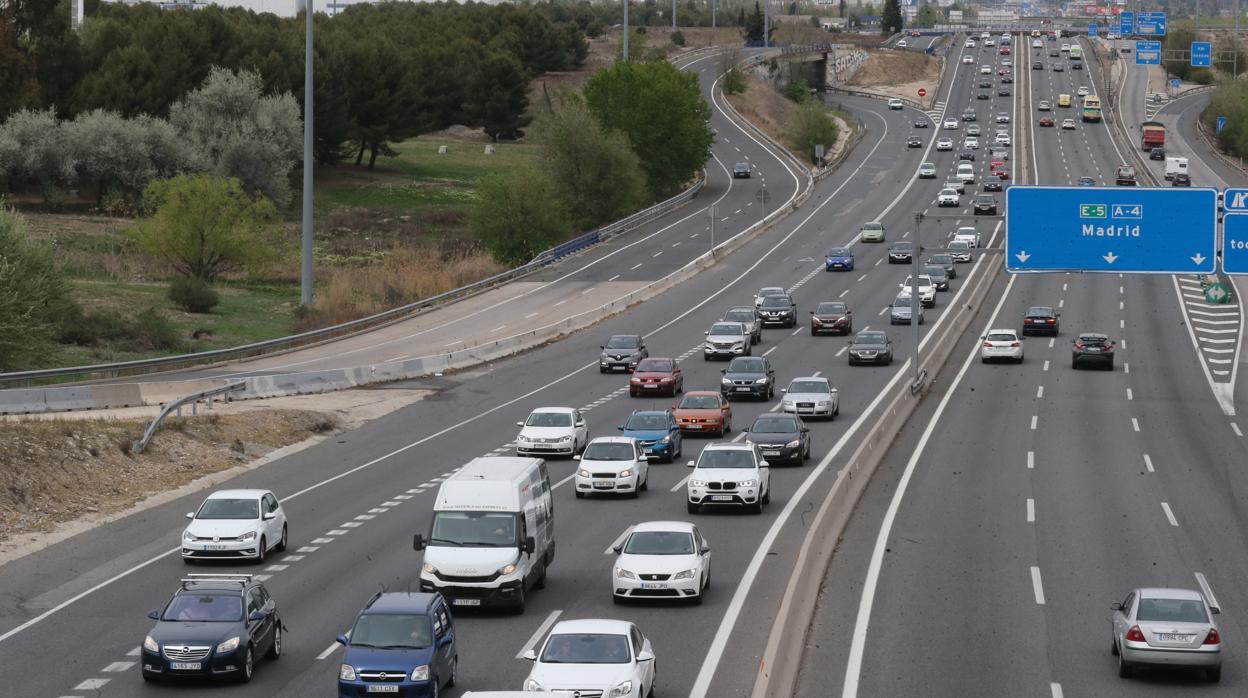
0;34;1243;698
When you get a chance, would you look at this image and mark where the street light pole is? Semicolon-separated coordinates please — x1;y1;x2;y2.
911;212;923;387
299;0;314;307
623;0;630;61
672;0;676;29
709;204;716;254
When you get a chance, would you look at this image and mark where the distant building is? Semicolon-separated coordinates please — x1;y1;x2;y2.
105;0;506;18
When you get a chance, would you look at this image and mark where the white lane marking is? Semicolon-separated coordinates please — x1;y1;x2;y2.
1026;498;1035;523
1036;385;1044;399
1126;388;1133;401
1119;318;1125;329
385;355;410;362
1119;300;1124;311
340;522;362;528
839;289;850;298
296;546;319;553
1123;362;1130;374
253;574;272;582
1043;360;1050;371
791;327;804;336
1131;418;1140;432
605;526;636;555
74;680;109;690
836;346;848;357
1195;572;1222;611
326;530;348;536
1233;423;1244;437
1026;450;1035;469
671;474;691;492
878;307;888;316
489;325;507;333
265;564;289;572
1047;338;1054;349
1161;502;1179;527
1143;454;1155;472
354;514;375;521
763;347;778;356
1031;566;1046;605
580;287;596;296
652;251;664;258
316;639;343;660
524;312;540;319
282;555;305;562
857;274;868;282
875;258;882;266
516;610;563;659
367;508;388;514
1051;683;1064;698
1030;415;1038;430
551;472;576;490
101;661;134;672
631;263;643;270
732;432;747;443
608;274;620;282
126;646;141;657
1059;299;1065;308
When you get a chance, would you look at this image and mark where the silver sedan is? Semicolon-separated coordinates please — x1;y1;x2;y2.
1111;587;1222;682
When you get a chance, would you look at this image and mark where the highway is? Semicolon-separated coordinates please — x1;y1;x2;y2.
0;37;1014;698
796;34;1248;698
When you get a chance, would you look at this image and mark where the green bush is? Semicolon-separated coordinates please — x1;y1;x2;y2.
671;31;686;46
782;80;811;103
132;307;181;350
59;310;133;346
723;68;748;95
168;276;221;313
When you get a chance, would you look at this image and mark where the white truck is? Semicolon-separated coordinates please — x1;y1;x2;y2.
1164;156;1189;181
414;457;555;613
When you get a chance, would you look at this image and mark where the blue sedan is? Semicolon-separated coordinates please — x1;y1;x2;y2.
618;410;682;462
825;247;855;271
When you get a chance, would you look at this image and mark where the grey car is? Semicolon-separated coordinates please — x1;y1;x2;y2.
723;306;762;344
926;254;957;279
890;295;925;325
703;321;752;360
744;413;810;465
944;177;967;194
1111;587;1222;681
600;334;648;373
847;330;893;365
720;356;775;400
757;294;797;328
922;264;950;291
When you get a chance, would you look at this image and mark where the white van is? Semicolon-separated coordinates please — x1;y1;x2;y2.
414;457;554;613
1165;156;1189;181
957;162;976;183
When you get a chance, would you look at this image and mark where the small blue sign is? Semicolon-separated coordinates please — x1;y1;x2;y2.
1192;41;1212;67
1223;188;1248;214
1217;116;1229;134
1137;11;1167;36
1006;186;1217;274
1171;78;1182;89
1088;23;1098;37
1120;11;1135;35
1225;214;1248;274
1136;41;1162;65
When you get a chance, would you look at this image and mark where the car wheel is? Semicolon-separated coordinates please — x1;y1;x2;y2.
687;501;699;514
275;524;287;552
811;328;818;336
981;356;988;363
599;367;607;373
1106;361;1114;371
239;645;254;683
431;676;440;698
1208;665;1222;683
724;419;731;434
183;556;196;565
534;561;548;590
266;623;282;660
1111;637;1119;656
848;357;856;366
629;488;640;499
447;658;458;688
512;585;526;615
142;673;157;683
256;536;267;564
804;442;812;460
1072;360;1079;370
612;594;624;605
575;491;585;499
752;501;764;514
692;589;703;605
630;389;637;397
640;476;648;492
1117;649;1133;678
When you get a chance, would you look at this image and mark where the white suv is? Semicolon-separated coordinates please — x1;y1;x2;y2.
686;443;771;514
898;275;937;308
888;97;903;109
182;489;288;563
953;226;981;248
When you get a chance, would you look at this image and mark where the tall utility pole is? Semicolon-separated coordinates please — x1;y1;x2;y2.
624;0;630;60
713;0;716;28
764;0;770;47
910;213;923;388
672;0;676;29
300;0;314;306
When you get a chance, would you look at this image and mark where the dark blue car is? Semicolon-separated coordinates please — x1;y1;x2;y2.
337;592;458;698
618;410;683;462
825;247;855;271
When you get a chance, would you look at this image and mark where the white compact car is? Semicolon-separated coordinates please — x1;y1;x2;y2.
575;437;649;499
997;112;1011;124
896;39;908;49
980;65;992;74
898;275;937;308
182;489;288;563
1061;118;1076;130
523;619;657;698
1032;39;1043;48
953;226;981;247
936;137;954;151
1038;100;1051;111
686;442;770;514
888;97;903;109
964;136;979;149
780;376;840;419
981;329;1024;363
965;39;977;48
918;162;937;178
943;119;960;130
937;188;960;207
963;54;975;64
516;407;588;457
1077;86;1090;96
966;124;981;136
995;133;1012;146
985;38;995;47
611;521;710;604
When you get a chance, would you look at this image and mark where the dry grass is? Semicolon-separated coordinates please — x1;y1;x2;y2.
847;49;940;88
727;78;801;154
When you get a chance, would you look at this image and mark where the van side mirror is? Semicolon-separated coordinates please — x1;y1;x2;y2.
572;454;581;461
687;461;696;467
186;512;194;519
612;545;623;555
700;546;711;555
524;536;536;554
760;461;770;468
249;610;265;622
638;650;655;662
617;425;625;431
516;421;524;427
413;534;426;551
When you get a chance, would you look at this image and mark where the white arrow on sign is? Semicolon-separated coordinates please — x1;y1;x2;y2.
1192;253;1206;265
1015;251;1031;263
1103;252;1119;264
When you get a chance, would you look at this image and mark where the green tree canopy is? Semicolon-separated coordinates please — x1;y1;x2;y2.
0;206;75;370
882;0;903;34
470;164;572;265
465;52;531;142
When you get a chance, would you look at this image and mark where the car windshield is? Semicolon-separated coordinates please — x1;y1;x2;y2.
894;297;914;308
987;333;1017;342
923;266;946;277
625;414;669;431
760;296;791;309
855;332;887;345
977;196;994;203
541;633;632;664
727;358;765;373
163;593;243;622
724;309;754;323
526;411;572;427
930;255;953;265
827;248;850;257
678;395;720;410
623;531;695;555
605;336;639;350
758;288;784;297
893;243;913;251
751;416;799;434
816;302;847;314
429;511;518;547
1026;307;1054;317
862;222;882;231
196;498;258;520
1079;335;1109;345
350;614;433;650
697;449;756;469
709;323;743;335
635;359;673;373
1137;598;1209;623
582;442;635;461
787;380;829;394
949;242;970;249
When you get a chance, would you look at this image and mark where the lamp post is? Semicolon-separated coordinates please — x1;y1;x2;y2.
300;0;314;306
624;0;630;60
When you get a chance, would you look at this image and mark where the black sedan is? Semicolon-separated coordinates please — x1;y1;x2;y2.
977;91;991;100
922;263;950;291
1022;306;1060;336
906;136;923;148
979;80;993;88
847;330;894;366
974;194;998;215
983;179;1004;192
959;149;976;161
998;87;1011;96
1072;333;1115;369
744;413;810;465
1150;147;1165;161
720;356;775;400
914;118;929;128
1001;75;1014;83
1172;173;1192;187
1033;61;1043;70
888;241;914;264
926;253;957;279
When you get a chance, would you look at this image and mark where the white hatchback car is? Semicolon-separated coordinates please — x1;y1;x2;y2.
898;275;937;308
981;329;1024;363
780;376;839;419
964;136;979;149
686;442;770;514
523;619;657;697
953;226;981;247
182;489;288;563
575;437;648;499
943;119;960;130
980;65;992;74
1038;100;1051;111
963;54;975;64
516;407;588;457
611;521;710;604
1061;118;1076;130
1077;86;1090;96
888;97;903;109
754;286;787;308
995;133;1012;146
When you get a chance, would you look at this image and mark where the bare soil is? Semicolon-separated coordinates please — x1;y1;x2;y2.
726;78;851;162
847;49;941;104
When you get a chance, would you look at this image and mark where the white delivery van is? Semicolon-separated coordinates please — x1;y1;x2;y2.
1165;156;1189;181
957;162;976;183
415;457;554;613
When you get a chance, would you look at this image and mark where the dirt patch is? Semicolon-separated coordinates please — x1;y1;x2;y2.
847;49;941;104
728;80;800;152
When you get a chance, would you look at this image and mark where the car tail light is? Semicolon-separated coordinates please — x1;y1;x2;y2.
982;341;993;348
1074;342;1085;349
1126;626;1146;642
1046;318;1055;324
1010;341;1021;347
1204;628;1221;645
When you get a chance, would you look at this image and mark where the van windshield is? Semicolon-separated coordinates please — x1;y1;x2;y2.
430;511;519;547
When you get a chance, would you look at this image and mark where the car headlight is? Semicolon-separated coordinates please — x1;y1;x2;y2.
499;562;517;576
558;435;572;442
183;530;195;542
659;434;671;444
738;479;756;487
615;567;636;580
422;563;437;574
240;531;257;542
705;342;715;348
690;479;707;487
619;468;633;478
610;680;634;698
721;378;732;385
525;678;544;691
216;636;240;653
817;401;831;407
786;439;801;448
732;341;745;347
755;377;768;384
578;468;591;478
411;664;430;681
673;569;697;580
340;664;357;681
144;635;159;653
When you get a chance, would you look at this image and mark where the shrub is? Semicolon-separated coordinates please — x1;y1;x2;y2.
59;310;132;346
723;68;748;95
168;277;221;313
671;31;686;46
782;80;811;103
132;307;181;350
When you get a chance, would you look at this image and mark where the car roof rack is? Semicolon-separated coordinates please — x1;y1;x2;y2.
180;573;253;590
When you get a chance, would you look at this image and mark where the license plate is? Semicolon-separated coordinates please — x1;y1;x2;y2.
202;545;226;551
1158;633;1193;642
452;598;481;606
367;686;400;693
170;662;201;671
640;583;669;589
685;424;702;429
1084;347;1101;352
735;386;751;392
763;450;781;457
594;480;614;488
645;384;658;389
709;495;735;501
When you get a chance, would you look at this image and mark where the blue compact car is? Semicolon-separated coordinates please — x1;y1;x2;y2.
618;410;683;462
825;247;855;271
337;592;458;697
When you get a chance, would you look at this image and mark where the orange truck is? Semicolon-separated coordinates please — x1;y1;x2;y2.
1141;121;1166;150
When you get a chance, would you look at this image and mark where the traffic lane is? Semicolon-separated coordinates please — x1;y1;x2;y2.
1162;93;1247;187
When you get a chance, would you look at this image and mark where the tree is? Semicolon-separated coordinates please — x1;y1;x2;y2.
584;60;713;194
787;99;839;162
464;52;531;141
534;93;648;230
470;165;572;265
839;0;847;18
914;4;940;27
0;108;72;194
0;206;75;370
744;1;766;42
342;37;429;168
737;7;746;26
881;0;903;34
131;174;283;282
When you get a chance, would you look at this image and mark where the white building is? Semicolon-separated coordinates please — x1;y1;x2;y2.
108;0;505;18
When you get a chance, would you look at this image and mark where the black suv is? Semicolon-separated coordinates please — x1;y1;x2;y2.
600;334;648;373
756;294;797;327
142;574;281;683
1149;147;1165;161
974;194;998;215
721;356;775;400
961;110;977;122
733;162;751;178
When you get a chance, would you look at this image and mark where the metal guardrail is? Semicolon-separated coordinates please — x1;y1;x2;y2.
132;381;244;454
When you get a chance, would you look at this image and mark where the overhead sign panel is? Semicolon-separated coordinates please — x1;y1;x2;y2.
1192;41;1212;67
1088;23;1098;37
1005;186;1217;274
1136;41;1162;65
1137;11;1166;36
1120;10;1134;35
1224;214;1248;274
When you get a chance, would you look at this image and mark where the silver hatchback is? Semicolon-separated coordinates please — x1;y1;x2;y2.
1111;587;1222;681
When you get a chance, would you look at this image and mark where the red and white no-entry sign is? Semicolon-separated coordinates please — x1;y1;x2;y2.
918;88;927;97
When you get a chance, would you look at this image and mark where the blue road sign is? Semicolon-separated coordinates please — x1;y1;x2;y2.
1088;23;1098;37
1192;41;1212;67
1223;188;1248;214
1225;214;1248;274
1136;41;1162;65
1171;78;1181;89
1137;11;1167;36
1120;11;1135;35
1217;116;1229;134
1005;186;1217;274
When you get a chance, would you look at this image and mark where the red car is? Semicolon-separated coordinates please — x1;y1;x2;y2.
1000;46;1011;55
672;391;733;436
1039;116;1055;127
990;161;1010;179
629;358;683;397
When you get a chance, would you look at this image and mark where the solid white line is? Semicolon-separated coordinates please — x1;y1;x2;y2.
605;526;635;555
1036;385;1044;399
671;475;691;493
1143;454;1155;472
516;610;563;659
316;640;342;660
1232;423;1243;437
1031;566;1046;605
1026;498;1035;523
1051;683;1065;698
1195;572;1222;612
1161;502;1179;527
1030;415;1038;430
1131;417;1140;432
1027;451;1035;470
